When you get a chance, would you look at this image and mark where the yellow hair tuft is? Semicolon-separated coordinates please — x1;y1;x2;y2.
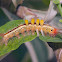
25;20;28;25
40;20;44;25
36;19;40;25
31;18;35;25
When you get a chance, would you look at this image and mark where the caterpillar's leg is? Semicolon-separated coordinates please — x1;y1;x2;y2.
49;34;55;37
21;28;25;36
22;33;26;36
26;27;30;35
16;34;20;39
27;31;30;35
31;27;35;35
15;32;20;39
40;29;44;36
36;29;39;36
31;30;35;35
53;34;56;37
3;37;9;46
44;32;47;36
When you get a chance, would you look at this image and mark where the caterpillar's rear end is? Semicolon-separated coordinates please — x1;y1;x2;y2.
0;33;5;45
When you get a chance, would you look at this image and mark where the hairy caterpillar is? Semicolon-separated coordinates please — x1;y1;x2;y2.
0;19;58;45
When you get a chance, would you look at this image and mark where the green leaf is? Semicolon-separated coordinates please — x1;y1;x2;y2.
57;4;62;17
53;0;60;4
39;35;62;42
53;0;62;17
0;20;24;33
59;19;62;23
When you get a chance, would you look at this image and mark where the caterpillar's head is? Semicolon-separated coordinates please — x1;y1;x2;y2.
47;26;57;35
42;25;57;36
53;28;57;35
48;28;57;36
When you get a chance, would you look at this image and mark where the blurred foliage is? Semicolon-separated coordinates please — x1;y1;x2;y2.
59;19;62;23
42;0;50;6
57;4;62;17
8;2;16;13
53;0;62;17
21;0;49;10
0;8;10;26
0;19;62;56
53;0;60;4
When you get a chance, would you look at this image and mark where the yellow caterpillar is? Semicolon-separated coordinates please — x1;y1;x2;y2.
0;19;57;45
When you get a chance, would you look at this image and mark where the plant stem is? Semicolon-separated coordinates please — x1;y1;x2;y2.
44;0;53;22
57;4;62;16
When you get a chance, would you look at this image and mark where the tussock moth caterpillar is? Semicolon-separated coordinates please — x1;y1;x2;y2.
0;19;58;45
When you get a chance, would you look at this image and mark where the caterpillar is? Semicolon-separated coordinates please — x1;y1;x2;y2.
0;19;58;45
